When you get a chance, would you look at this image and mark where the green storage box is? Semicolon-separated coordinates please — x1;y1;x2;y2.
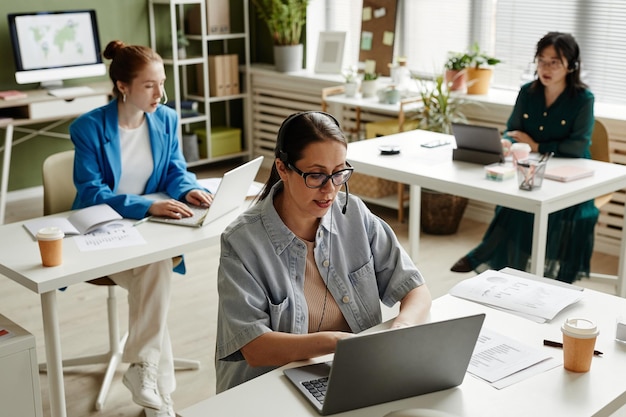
195;126;242;158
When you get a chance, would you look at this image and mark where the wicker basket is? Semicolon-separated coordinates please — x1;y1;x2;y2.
420;189;468;235
349;172;397;198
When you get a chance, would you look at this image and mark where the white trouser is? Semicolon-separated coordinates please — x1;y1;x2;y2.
109;258;176;395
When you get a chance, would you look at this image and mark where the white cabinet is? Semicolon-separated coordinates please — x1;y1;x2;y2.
148;0;251;166
0;314;43;417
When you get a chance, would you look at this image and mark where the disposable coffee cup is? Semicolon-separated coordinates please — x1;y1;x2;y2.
36;226;64;267
561;317;599;372
511;143;531;162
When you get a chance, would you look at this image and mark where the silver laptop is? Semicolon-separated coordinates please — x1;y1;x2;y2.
149;156;263;227
284;314;485;415
451;123;504;164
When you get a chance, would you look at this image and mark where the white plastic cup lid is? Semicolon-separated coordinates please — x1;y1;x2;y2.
511;143;531;151
36;226;65;241
561;317;599;339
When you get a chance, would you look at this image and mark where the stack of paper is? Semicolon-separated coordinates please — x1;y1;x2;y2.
449;269;584;323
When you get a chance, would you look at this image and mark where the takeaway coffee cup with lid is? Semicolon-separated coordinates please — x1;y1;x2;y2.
561;317;599;372
36;226;64;267
511;142;531;162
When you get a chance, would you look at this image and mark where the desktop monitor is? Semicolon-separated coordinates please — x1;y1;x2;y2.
7;9;106;89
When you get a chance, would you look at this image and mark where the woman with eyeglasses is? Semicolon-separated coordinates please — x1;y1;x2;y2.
70;40;213;417
451;32;597;283
215;111;432;392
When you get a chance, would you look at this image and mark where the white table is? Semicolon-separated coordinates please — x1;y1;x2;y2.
179;285;626;417
0;81;111;225
346;129;626;297
0;208;242;417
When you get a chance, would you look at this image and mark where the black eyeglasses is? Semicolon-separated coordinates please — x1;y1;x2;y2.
287;162;353;189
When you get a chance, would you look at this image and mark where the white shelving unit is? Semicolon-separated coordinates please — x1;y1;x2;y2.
148;0;252;166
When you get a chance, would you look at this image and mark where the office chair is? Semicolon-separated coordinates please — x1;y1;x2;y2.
40;150;199;410
590;119;612;209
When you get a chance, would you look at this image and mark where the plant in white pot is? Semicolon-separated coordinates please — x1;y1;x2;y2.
408;74;473;234
360;71;379;98
342;65;359;97
251;0;310;72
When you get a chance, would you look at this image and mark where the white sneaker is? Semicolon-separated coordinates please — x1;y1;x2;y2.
144;394;175;417
123;362;162;409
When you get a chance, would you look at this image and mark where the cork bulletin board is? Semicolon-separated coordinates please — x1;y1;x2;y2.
358;0;397;76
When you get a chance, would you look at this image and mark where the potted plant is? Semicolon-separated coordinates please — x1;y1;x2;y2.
176;30;189;59
444;51;471;92
342;65;359;97
465;43;501;94
251;0;310;72
361;71;379;98
409;75;472;234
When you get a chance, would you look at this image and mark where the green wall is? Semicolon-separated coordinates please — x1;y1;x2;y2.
0;0;150;192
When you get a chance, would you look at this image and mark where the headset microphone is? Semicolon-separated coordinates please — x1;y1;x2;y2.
342;182;349;214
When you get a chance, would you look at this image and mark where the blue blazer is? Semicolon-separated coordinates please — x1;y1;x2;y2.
69;99;201;219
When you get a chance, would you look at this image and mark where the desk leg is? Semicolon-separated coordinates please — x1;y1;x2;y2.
618;203;626;297
530;210;548;277
41;291;67;417
0;124;14;225
409;184;422;260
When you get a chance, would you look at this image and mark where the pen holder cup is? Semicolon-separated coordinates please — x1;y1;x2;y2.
516;159;547;191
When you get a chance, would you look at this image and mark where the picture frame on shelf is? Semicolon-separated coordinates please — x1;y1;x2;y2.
315;31;347;74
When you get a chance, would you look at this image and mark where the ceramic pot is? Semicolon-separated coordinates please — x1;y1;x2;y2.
273;44;303;73
445;69;467;92
361;79;378;98
344;81;359;98
466;68;493;95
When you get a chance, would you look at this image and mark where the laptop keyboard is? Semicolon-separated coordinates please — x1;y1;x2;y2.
302;377;329;404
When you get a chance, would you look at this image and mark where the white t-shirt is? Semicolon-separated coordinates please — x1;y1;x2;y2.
117;119;154;195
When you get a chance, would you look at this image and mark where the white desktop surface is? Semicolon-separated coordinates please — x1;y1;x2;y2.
180;290;626;417
0;206;243;417
345;129;626;297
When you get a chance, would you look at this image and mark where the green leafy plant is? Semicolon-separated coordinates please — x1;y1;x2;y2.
466;43;501;68
445;44;501;70
444;52;471;71
363;72;379;81
251;0;310;46
410;75;469;135
342;65;358;83
177;30;189;48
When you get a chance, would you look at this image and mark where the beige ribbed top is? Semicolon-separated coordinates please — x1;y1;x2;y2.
303;240;350;333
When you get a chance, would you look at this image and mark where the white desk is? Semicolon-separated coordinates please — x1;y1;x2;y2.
346;130;626;297
0;82;111;225
179;288;626;417
0;208;242;417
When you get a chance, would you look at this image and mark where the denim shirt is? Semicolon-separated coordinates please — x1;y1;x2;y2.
215;182;426;392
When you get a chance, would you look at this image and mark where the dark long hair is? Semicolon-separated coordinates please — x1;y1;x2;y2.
257;111;347;202
532;31;588;97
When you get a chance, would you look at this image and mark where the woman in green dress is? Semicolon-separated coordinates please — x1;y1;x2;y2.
451;32;597;283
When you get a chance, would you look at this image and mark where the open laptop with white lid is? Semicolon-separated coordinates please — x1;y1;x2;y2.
283;313;485;415
149;156;263;227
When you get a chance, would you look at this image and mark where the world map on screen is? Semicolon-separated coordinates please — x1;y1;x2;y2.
16;12;99;70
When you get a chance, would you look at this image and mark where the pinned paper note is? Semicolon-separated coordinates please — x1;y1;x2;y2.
364;60;377;74
360;31;373;51
382;31;394;46
362;7;372;21
373;7;387;18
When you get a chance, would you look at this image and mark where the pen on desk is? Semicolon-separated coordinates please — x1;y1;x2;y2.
543;339;603;356
133;216;151;227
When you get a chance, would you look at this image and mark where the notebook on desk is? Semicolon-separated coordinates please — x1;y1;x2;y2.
283;314;486;415
149;156;263;228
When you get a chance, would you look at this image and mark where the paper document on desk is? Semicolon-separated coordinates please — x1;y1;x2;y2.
449;269;583;323
468;327;560;389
